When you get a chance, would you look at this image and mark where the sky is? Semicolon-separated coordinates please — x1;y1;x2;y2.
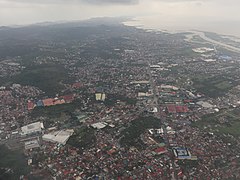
0;0;240;36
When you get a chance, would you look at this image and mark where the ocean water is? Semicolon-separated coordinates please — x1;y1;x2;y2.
124;16;240;38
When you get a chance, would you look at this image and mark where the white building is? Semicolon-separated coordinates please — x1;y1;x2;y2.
91;122;107;129
196;101;214;108
95;93;106;101
42;129;74;145
21;122;44;135
160;85;179;91
25;139;40;150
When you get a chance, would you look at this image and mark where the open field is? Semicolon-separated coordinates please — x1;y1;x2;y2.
0;145;29;179
193;108;240;136
193;75;234;98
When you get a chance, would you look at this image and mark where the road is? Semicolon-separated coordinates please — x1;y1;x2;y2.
147;63;178;180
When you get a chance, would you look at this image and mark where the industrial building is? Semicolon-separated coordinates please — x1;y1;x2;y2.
21;121;44;136
42;129;74;145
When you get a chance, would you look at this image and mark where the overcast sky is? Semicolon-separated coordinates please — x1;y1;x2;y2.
0;0;239;36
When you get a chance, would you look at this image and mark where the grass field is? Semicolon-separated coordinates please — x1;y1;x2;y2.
217;121;240;136
0;145;29;179
193;108;240;136
193;75;234;98
31;99;83;128
31;99;82;118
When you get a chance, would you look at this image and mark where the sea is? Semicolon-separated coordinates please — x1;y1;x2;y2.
124;16;240;38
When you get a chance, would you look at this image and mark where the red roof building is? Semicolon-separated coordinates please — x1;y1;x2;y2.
72;82;83;89
62;94;74;103
154;147;167;154
176;106;189;113
184;99;192;103
27;101;35;110
43;98;54;106
167;105;177;113
53;99;65;105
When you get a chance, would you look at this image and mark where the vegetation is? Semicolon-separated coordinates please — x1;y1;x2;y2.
31;99;82;119
104;94;137;106
217;121;240;136
193;108;240;136
12;64;71;96
120;116;161;148
67;126;96;150
193;75;234;98
176;47;199;57
0;145;29;179
31;99;83;128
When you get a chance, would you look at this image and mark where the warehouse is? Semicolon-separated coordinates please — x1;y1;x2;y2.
43;129;74;145
21;121;44;136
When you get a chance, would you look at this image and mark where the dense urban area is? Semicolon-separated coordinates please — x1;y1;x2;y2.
0;19;240;179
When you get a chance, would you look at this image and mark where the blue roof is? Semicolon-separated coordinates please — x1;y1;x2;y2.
36;100;44;107
219;55;232;60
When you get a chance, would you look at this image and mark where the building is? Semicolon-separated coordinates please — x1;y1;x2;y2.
42;98;65;106
173;147;191;160
36;100;44;107
53;98;65;105
131;80;150;84
42;129;74;145
25;139;40;150
61;94;75;103
196;101;214;108
43;98;54;106
154;147;168;155
72;82;83;89
160;85;179;91
91;122;107;129
21;122;44;136
27;101;35;110
95;93;106;101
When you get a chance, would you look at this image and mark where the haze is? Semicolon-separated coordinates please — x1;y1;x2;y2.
0;0;240;36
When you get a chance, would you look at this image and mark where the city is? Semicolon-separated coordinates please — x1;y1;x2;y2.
0;19;240;179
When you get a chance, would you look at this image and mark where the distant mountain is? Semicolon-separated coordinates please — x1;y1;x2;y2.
26;17;131;28
0;26;10;30
0;17;134;59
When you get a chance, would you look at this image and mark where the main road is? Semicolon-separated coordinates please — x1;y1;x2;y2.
147;63;178;180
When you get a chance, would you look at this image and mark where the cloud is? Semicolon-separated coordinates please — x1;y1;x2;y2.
81;0;139;5
0;0;210;6
0;0;139;5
